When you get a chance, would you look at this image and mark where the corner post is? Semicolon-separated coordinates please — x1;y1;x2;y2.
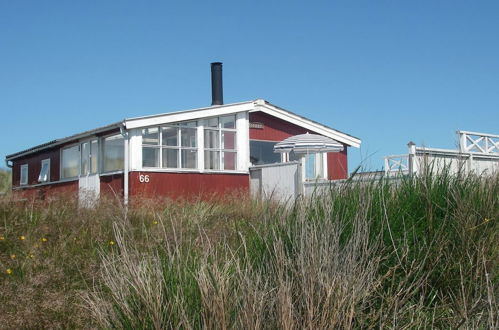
407;141;417;176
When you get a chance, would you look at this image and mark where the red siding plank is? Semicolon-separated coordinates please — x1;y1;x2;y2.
249;112;309;141
129;171;249;200
100;174;124;197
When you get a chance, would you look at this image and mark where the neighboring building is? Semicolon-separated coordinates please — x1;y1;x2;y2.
5;63;361;202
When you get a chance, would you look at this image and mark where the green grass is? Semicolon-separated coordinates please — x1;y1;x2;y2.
0;171;497;329
0;169;11;194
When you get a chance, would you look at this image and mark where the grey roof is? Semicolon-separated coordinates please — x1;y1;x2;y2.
6;99;361;161
6;121;122;160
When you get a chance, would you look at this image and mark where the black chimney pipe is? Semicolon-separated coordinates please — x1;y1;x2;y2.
211;62;223;105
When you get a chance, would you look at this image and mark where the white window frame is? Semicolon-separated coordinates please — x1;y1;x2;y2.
20;164;28;186
204;116;237;171
80;138;99;176
141;121;199;170
38;158;50;183
161;122;198;169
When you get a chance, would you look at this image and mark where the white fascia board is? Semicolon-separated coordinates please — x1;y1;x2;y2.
124;102;255;129
252;102;361;148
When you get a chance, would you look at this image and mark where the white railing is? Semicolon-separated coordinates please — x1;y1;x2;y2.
384;131;499;176
384;154;409;175
458;130;499;154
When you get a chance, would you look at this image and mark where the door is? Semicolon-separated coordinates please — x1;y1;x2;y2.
79;139;100;207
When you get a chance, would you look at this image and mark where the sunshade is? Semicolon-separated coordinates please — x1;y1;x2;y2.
273;133;344;154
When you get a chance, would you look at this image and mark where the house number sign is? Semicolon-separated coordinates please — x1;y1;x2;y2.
139;174;150;183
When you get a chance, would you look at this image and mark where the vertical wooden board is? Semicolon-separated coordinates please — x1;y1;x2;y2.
327;148;348;180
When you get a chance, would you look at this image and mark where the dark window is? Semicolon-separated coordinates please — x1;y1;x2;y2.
250;140;281;165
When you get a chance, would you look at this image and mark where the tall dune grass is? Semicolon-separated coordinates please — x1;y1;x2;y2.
1;171;497;328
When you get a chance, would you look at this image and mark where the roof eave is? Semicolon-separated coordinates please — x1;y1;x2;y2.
5;121;124;161
252;100;362;148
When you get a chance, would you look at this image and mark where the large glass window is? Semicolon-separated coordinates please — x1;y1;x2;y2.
103;134;124;172
61;145;80;178
204;115;237;170
20;164;28;185
250;140;281;165
38;159;50;182
142;121;197;169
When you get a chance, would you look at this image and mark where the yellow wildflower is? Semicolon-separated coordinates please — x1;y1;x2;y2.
41;238;48;242
152;221;158;225
19;236;25;240
6;269;12;275
109;240;115;246
10;254;16;260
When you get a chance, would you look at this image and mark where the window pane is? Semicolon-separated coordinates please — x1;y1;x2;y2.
220;115;235;129
222;131;236;150
305;153;316;179
162;148;178;168
142;127;159;145
204;130;219;149
20;165;28;185
181;149;197;169
103;135;124;172
90;140;98;174
81;142;90;175
206;117;218;128
181;121;197;128
223;152;236;170
142;147;159;167
249;140;281;165
289;150;300;161
181;127;197;147
162;127;178;146
204;151;220;170
62;145;80;178
39;161;49;182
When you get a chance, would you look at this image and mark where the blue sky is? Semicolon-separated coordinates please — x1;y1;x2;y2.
1;1;498;172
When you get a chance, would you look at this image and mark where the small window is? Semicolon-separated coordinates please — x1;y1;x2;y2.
38;159;50;182
305;153;324;180
20;164;28;185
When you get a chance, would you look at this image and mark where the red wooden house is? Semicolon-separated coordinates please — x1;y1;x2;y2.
5;63;361;201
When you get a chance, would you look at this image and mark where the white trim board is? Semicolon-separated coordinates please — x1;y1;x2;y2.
252;100;361;148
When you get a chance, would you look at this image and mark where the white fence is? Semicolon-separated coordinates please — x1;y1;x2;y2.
249;161;302;202
385;131;499;176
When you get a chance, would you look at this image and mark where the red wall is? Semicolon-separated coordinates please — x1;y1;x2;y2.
13;180;78;200
11;147;61;187
249;111;309;141
100;174;124;197
327;148;348;180
129;171;249;200
10;127;121;190
250;111;349;179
